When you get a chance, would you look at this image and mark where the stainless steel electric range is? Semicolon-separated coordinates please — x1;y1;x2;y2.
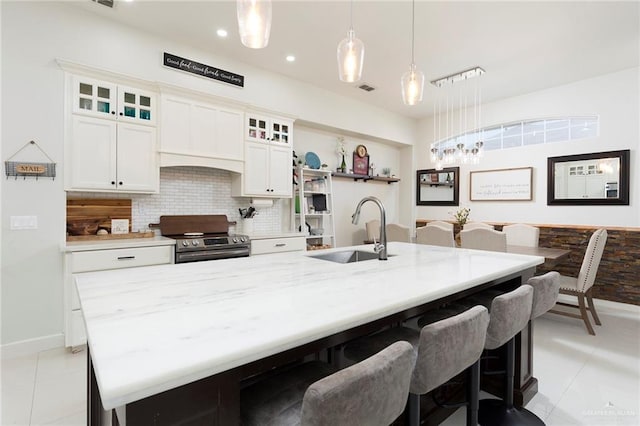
154;215;250;264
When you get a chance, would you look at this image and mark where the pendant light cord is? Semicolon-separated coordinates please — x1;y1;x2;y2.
411;0;415;64
350;0;353;30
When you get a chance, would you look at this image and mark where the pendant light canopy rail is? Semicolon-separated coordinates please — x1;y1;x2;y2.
431;67;485;88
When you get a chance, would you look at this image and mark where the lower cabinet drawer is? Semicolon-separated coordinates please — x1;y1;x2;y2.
251;237;306;255
70;246;173;273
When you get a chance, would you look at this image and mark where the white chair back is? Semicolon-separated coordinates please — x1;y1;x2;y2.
386;223;411;243
365;220;380;241
503;224;540;247
577;228;608;292
463;222;495;231
460;228;507;252
416;226;455;247
426;221;454;231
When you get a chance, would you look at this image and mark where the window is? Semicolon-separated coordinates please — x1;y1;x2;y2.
433;116;599;152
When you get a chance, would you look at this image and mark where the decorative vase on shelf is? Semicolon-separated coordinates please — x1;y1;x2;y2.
340;155;347;173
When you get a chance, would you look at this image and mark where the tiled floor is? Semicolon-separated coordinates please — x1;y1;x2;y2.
2;299;638;425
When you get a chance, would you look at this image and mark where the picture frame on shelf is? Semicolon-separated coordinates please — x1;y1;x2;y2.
352;152;369;175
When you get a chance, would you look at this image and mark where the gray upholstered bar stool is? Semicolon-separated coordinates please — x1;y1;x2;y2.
240;341;415;426
462;285;538;426
343;305;490;426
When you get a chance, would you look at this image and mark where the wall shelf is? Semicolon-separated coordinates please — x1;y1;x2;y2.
332;172;400;184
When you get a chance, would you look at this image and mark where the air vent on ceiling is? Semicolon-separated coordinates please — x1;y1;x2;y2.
357;83;376;92
92;0;114;8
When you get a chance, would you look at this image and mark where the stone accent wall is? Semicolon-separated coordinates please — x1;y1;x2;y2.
417;220;640;305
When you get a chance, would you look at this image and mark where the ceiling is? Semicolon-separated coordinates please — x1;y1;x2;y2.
74;0;639;119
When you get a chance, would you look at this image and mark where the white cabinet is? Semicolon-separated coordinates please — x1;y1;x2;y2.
245;113;292;145
64;244;174;349
241;142;292;196
73;75;156;126
66;74;158;193
233;112;294;198
291;167;336;249
68;115;158;192
159;94;243;170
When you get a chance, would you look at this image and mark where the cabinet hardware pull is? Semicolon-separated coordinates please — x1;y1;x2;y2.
111;111;116;115
119;181;123;186
119;112;123;116
117;256;135;260
111;181;116;185
275;243;286;247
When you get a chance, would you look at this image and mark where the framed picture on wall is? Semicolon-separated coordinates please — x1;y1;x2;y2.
353;152;370;175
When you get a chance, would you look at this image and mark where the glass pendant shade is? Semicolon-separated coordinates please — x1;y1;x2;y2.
401;63;424;105
237;0;272;49
337;29;365;82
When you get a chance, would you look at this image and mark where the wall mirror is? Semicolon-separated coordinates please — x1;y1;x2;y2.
416;167;459;206
547;149;630;205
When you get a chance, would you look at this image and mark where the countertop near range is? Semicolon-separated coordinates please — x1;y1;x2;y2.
63;235;176;252
75;242;542;410
244;232;305;240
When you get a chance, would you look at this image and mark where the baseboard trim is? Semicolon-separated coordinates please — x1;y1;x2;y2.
0;333;64;359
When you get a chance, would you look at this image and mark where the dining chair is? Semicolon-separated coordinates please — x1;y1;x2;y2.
460;228;507;252
463;222;495;231
426;220;454;231
386;223;412;242
502;223;540;247
365;219;381;241
416;225;455;247
241;341;415;426
550;228;608;335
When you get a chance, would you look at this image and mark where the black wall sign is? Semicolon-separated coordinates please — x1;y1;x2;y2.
163;52;244;88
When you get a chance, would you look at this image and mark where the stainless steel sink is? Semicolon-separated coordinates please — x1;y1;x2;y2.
309;250;387;263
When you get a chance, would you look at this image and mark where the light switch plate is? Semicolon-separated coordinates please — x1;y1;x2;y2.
10;215;38;230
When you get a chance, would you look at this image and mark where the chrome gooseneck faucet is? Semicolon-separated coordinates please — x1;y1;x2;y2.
352;196;387;260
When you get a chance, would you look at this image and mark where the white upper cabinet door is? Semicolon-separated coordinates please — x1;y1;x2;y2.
243;142;270;196
72;76;117;120
269;145;293;196
245;114;270;143
215;107;244;161
160;96;191;153
117;85;156;126
69;115;117;190
116;123;158;193
269;118;292;146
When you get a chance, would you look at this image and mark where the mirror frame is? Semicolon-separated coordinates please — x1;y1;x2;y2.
547;149;630;205
416;167;460;206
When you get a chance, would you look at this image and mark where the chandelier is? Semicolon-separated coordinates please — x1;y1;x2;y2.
430;67;485;170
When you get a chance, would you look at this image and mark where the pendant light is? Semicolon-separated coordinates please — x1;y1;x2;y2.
337;0;364;83
237;0;272;49
401;0;424;105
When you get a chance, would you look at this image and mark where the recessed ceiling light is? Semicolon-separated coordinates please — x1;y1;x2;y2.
286;55;296;62
216;29;228;38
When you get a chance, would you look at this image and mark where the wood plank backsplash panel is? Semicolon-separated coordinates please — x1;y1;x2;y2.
67;199;132;231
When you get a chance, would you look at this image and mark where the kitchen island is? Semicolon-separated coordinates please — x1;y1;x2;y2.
76;242;543;425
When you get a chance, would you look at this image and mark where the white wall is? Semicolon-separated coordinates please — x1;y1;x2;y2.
416;68;640;227
0;2;414;347
293;126;403;247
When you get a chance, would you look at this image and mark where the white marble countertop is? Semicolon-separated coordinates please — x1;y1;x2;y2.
63;236;175;252
75;242;542;410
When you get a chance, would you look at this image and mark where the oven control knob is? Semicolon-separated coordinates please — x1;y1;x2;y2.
240;237;246;243
182;241;189;247
192;240;199;246
232;237;238;243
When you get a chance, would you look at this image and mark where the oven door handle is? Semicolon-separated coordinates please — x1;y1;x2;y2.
176;247;250;262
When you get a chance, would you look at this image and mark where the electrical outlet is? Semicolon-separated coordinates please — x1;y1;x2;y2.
10;216;38;230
